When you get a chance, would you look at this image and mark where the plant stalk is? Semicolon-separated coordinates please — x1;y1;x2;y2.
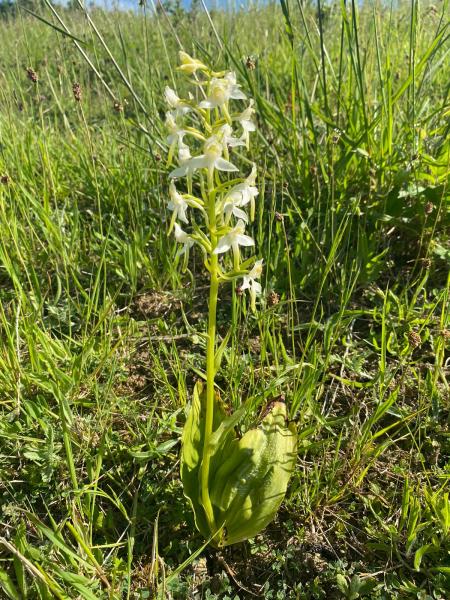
200;170;218;532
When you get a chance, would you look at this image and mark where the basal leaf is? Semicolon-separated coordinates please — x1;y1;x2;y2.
180;382;210;539
210;402;297;547
180;382;232;540
0;567;19;600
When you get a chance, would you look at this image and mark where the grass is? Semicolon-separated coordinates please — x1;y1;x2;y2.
0;0;449;597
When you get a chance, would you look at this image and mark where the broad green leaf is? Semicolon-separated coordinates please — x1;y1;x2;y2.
414;544;434;571
210;402;297;546
336;574;348;594
0;567;19;600
180;382;231;540
181;386;297;547
180;383;210;539
207;402;248;452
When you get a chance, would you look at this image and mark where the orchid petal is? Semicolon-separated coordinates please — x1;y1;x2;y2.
232;207;248;222
214;157;239;172
170;164;189;178
235;234;255;247
189;155;211;170
230;89;247;100
213;239;231;254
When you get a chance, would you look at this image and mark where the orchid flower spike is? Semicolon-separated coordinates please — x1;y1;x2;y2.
171;56;296;551
241;259;264;312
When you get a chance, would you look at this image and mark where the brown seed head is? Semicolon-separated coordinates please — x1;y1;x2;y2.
26;67;38;83
245;56;256;70
408;330;421;348
249;336;261;354
1;174;10;185
424;201;434;215
72;82;82;102
267;290;280;306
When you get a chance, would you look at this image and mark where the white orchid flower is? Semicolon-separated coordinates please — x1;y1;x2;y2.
222;197;249;224
166;112;187;149
178;144;191;164
245;163;257;186
175;144;195;192
223;71;247;100
237;100;256;148
214;219;254;268
177;51;208;75
166;112;188;166
241;259;264;312
167;181;189;232
174;222;194;255
199;72;246;109
164;86;179;107
170;135;238;178
178;144;196;174
168;181;203;230
218;124;245;150
223;164;258;222
164;86;190;117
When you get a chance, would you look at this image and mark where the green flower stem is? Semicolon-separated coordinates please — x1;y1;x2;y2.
200;169;218;533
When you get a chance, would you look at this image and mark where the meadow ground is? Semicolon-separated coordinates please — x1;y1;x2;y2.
0;1;449;598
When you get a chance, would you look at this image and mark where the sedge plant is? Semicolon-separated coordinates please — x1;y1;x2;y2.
165;52;297;548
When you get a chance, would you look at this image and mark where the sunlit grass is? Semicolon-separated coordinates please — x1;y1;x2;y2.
0;0;449;597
